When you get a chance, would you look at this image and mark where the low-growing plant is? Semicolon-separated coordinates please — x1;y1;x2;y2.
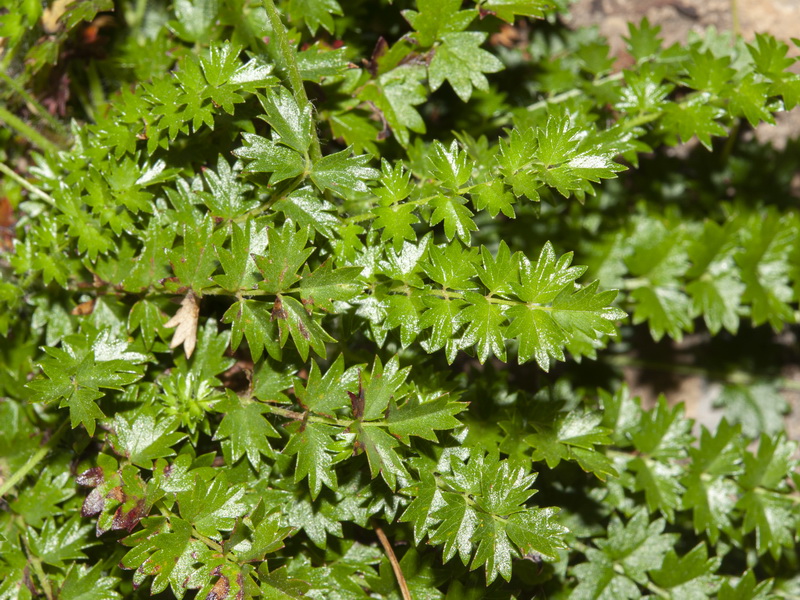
2;0;800;597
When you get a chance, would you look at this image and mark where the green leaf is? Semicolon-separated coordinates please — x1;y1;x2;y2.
357;355;410;421
728;74;773;127
27;517;95;568
524;411;617;479
355;422;410;489
736;212;794;331
419;296;467;363
169;215;221;293
714;382;788;438
718;570;774;600
360;65;427;146
214;220;269;292
427;141;472;190
482;0;548;23
273;295;336;360
428;195;477;242
121;516;210;597
213;394;280;467
660;99;728;151
682;421;743;543
472;180;516;218
310;148;380;195
422;241;478;290
59;0;113;30
299;260;363;312
177;473;248;539
295;354;356;415
60;563;122;600
403;0;476;47
459;293;507;363
259;87;313;154
200;155;258;219
253;220;314;294
505;243;624;369
109;408;187;469
387;393;466;444
373;203;420;251
404;451;566;583
648;544;722;598
233;133;306;184
297;43;350;82
27;333;147;435
284;422;344;499
572;510;677;599
222;299;280;362
428;32;504;103
172;0;218;42
287;0;343;34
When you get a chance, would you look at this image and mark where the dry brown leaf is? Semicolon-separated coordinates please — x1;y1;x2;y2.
164;291;200;358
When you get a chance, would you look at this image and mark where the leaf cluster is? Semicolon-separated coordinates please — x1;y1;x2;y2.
2;0;800;598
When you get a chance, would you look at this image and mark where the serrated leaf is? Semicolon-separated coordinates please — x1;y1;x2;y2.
222;298;280;362
648;544;722;598
354;423;409;489
287;0;342;34
429;195;477;242
406;451;566;583
59;563;122;600
213;395;279;467
310;148;380;195
272;295;335;360
387;393;466;444
27;517;96;568
428;32;504;103
472;180;516;218
259;87;313;154
109;409;187;469
295;355;357;415
402;0;476;47
714;383;788;438
27;333;146;435
284;422;343;499
169;216;220;293
360;65;427;146
299;260;363;312
177;473;248;539
458;292;507;363
524;411;616;479
373;203;420;251
233;133;306;184
253;220;314;294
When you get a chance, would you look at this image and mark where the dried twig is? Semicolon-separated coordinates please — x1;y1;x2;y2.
373;522;412;600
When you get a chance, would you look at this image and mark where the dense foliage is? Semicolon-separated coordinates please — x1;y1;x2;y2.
2;0;800;597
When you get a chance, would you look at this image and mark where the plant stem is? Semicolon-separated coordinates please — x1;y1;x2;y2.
0;161;58;207
0;419;69;499
373;522;412;600
0;105;62;154
262;0;322;162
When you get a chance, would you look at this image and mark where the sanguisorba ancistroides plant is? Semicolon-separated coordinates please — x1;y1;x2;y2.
2;0;800;597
